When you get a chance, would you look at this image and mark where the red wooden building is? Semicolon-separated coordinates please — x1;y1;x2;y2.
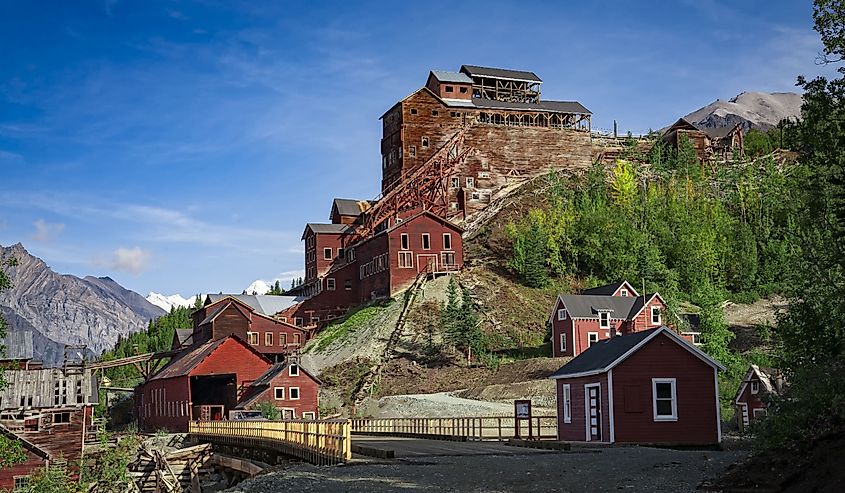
548;281;689;358
733;365;784;432
550;326;724;445
236;361;322;420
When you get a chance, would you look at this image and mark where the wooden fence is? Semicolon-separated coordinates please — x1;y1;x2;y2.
351;416;558;441
189;419;352;465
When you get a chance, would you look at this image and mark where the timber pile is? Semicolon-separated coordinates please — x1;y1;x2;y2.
130;443;212;493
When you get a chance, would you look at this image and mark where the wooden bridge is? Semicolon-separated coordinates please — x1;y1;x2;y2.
352;415;558;441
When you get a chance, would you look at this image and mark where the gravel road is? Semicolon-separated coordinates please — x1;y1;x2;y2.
226;446;747;493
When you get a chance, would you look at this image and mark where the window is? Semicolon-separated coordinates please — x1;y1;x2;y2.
53;412;71;424
450;111;461;117
398;251;413;268
290;364;299;377
459;87;468;94
274;387;285;400
289;387;300;400
753;408;767;419
751;380;759;394
557;309;568;321
265;332;273;346
431;110;439;116
279;333;287;345
302;411;316;419
651;306;661;325
337;248;344;259
311;316;320;324
409;146;416;157
323;248;332;260
293;333;302;345
687;332;702;345
450;202;458;210
327;278;336;291
344;280;352;290
478;171;490;179
14;476;29;490
445;86;454;93
559;333;567;353
562;384;571;423
410;108;417;115
652;378;678;421
443;233;452;250
422;136;429;148
400;233;409;250
466;177;474;188
294;317;303;327
247;332;259;345
620;289;629;297
450;177;460;189
588;332;599;347
421;233;430;250
599;312;610;329
347;248;355;262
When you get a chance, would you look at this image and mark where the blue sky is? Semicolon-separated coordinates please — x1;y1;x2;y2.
0;0;835;297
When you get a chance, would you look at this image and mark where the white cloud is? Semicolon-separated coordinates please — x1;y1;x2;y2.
31;219;65;242
106;247;151;275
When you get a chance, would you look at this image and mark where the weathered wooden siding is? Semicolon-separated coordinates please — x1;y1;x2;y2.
138;376;191;432
209;303;251;341
0;447;47;489
555;374;610;442
387;212;464;293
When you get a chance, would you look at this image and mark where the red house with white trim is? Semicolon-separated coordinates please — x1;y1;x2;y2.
733;365;784;432
549;281;673;357
236;361;322;420
550;326;724;445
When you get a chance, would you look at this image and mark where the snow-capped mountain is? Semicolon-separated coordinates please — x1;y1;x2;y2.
244;280;271;295
146;292;197;312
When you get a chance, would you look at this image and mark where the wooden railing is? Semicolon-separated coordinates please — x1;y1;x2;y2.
351;416;558;441
189;419;352;465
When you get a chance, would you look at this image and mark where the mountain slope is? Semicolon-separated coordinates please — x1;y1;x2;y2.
146;292;197;312
683;91;802;131
0;243;166;364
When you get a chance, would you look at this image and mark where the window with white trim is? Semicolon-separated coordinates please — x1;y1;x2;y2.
620;289;629;297
323;248;332;260
443;233;452;250
751;380;759;394
265;332;273;346
478;171;490;179
274;387;285;400
562;384;571;423
327;278;336;291
651;306;661;325
409;146;416;157
752;408;767;419
247;332;258;345
557;309;568;321
422;136;429;148
421;233;430;250
559;333;567;353
588;332;599;347
466;177;474;188
294;317;303;327
398;251;413;268
400;233;409;250
302;411;316;419
652;378;677;421
451;177;460;189
599;312;610;329
289;387;300;400
289;364;299;377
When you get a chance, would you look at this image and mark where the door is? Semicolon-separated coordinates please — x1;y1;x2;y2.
417;254;437;274
741;404;750;428
586;384;602;441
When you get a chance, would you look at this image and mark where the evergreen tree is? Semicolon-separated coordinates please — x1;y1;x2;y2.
0;257;27;468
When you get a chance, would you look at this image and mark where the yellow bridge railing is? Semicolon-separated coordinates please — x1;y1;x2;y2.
189;419;352;465
351;416;558;441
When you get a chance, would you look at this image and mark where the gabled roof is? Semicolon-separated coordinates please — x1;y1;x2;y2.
174;329;194;347
149;336;270;382
734;365;784;403
385;209;464;234
430;70;474;84
460;64;542;83
332;198;371;218
557;295;638;319
301;223;353;239
550;326;725;380
582;281;639;297
236;360;322;409
701;123;743;140
197;300;250;326
205;294;304;317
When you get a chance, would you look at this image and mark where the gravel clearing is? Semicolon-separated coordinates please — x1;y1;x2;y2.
226;446;747;493
361;391;556;418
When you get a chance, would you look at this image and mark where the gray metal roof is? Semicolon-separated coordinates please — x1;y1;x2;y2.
550;328;660;377
582;282;629;296
559;295;638;319
304;223;352;234
205;294;304;317
174;329;193;345
467;98;591;115
332;198;370;217
430;70;474;84
460;65;542;83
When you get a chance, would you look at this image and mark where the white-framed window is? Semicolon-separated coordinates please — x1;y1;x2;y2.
323;248;332;260
14;476;29;490
327;278;336;291
559;333;567;353
620;289;629;297
265;332;273;346
421;233;430;250
441;252;455;266
752;408;767;419
466;177;474;188
400;233;409;250
422;136;429;148
274;387;285;400
302;411;316;420
651;306;661;325
431;110;439;116
443;233;452;250
588;332;599;347
751;380;759;394
409;146;416;157
289;364;299;377
247;332;258;345
279;333;287;345
562;384;571;423
451;177;460;189
686;332;702;345
557;308;568;321
294;317;303;327
311;316;320;324
652;378;678;421
471;191;480;201
478;171;490;179
398;251;413;268
289;387;300;400
599;312;610;329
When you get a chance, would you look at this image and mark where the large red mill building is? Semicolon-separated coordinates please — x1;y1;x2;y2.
283;64;593;326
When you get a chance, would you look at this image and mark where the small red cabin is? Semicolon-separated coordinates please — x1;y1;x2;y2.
236;361;322;420
733;365;784;432
550;326;724;445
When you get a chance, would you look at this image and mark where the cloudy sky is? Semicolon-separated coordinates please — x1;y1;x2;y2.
0;0;835;297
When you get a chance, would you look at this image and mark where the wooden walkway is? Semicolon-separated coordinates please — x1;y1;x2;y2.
352;416;558;441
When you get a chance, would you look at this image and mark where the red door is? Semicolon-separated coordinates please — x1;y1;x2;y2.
586;385;602;441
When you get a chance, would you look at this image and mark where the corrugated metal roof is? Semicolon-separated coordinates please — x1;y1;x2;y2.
468;98;591;115
148;338;228;381
460;65;542;83
205;294;303;317
430;70;474;84
174;329;193;345
559;295;638;319
332;198;370;217
303;223;353;235
582;282;628;296
550;328;660;377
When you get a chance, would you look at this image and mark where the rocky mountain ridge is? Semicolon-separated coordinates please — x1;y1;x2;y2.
0;243;165;365
682;91;802;131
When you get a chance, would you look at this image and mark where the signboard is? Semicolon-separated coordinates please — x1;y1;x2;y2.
514;399;533;439
515;400;531;418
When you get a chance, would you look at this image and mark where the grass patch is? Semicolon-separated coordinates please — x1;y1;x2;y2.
306;300;392;353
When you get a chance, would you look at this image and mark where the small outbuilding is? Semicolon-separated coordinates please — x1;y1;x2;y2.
236;360;322;420
550;326;724;445
734;364;784;432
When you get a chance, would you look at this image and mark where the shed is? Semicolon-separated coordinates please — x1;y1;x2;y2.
550;326;724;445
